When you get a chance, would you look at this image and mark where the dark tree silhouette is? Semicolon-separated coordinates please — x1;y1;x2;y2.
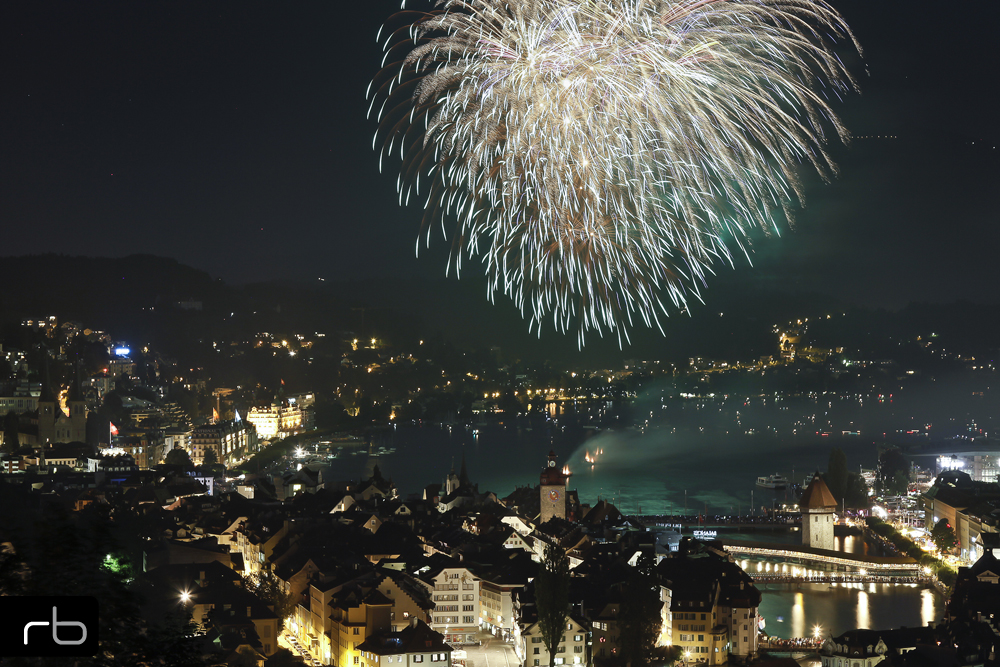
536;543;570;667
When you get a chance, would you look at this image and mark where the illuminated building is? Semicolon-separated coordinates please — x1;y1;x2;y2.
246;402;305;440
659;540;761;664
422;563;481;645
522;615;589;666
190;419;258;467
800;472;837;551
37;367;87;445
356;619;452;667
539;451;571;522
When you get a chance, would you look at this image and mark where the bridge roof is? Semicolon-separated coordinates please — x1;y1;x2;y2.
720;539;919;567
800;473;838;510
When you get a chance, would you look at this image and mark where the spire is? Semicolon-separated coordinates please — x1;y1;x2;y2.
68;359;84;403
459;450;470;487
38;353;57;403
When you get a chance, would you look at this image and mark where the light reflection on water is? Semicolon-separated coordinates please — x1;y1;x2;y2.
857;590;870;630
791;591;806;638
759;583;944;639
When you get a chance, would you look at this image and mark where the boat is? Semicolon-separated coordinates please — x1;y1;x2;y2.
756;474;790;489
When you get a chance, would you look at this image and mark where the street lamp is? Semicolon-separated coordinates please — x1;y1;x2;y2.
813;624;823;642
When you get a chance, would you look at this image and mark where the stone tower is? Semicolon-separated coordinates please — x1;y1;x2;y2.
539;451;571;523
36;359;58;446
800;472;838;550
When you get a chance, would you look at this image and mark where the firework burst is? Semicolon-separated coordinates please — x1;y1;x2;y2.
370;0;858;346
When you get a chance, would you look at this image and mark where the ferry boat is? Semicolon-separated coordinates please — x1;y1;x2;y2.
756;473;790;489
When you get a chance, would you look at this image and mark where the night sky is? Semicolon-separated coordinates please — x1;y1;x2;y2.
2;1;998;317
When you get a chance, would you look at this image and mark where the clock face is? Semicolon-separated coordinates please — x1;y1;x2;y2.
548;460;556;467
549;489;561;502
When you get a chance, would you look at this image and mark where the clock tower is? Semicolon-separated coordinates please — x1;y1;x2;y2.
539;451;571;523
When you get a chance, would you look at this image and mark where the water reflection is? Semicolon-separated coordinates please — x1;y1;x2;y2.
857;591;870;629
921;589;935;627
760;584;944;639
792;591;806;638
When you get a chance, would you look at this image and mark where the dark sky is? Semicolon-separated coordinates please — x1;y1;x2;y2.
2;0;998;317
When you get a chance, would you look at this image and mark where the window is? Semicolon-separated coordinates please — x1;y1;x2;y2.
534;649;540;655
574;635;582;642
464;616;474;623
464;594;474;601
354;628;360;635
534;661;540;666
354;659;359;665
700;614;706;620
463;605;474;611
574;646;583;653
532;638;542;644
413;657;423;663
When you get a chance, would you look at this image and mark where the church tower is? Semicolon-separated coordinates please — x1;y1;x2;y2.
37;358;57;446
800;472;838;550
65;361;88;443
540;451;571;523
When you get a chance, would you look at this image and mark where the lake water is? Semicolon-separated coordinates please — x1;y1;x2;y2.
313;422;944;638
758;583;941;640
325;421;880;516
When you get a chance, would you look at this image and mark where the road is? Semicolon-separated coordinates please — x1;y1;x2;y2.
462;631;521;667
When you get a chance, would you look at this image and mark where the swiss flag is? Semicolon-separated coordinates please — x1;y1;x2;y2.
109;422;119;436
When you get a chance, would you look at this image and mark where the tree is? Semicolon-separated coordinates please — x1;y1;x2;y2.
931;519;958;554
264;648;307;666
203;447;219;465
251;574;296;632
618;553;663;667
3;410;19;452
843;472;871;509
877;447;909;495
536;543;570;667
826;447;848;505
164;447;194;468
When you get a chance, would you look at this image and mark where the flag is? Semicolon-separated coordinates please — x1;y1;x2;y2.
213;407;220;422
109;422;119;436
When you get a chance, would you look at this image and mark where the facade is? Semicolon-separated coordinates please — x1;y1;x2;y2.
800;472;837;551
356;619;452;667
328;589;393;667
920;472;998;562
479;579;521;643
659;540;762;665
425;565;481;644
37;382;87;446
246;402;306;440
523;617;589;667
191;419;258;467
540;451;571;523
0;395;38;415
